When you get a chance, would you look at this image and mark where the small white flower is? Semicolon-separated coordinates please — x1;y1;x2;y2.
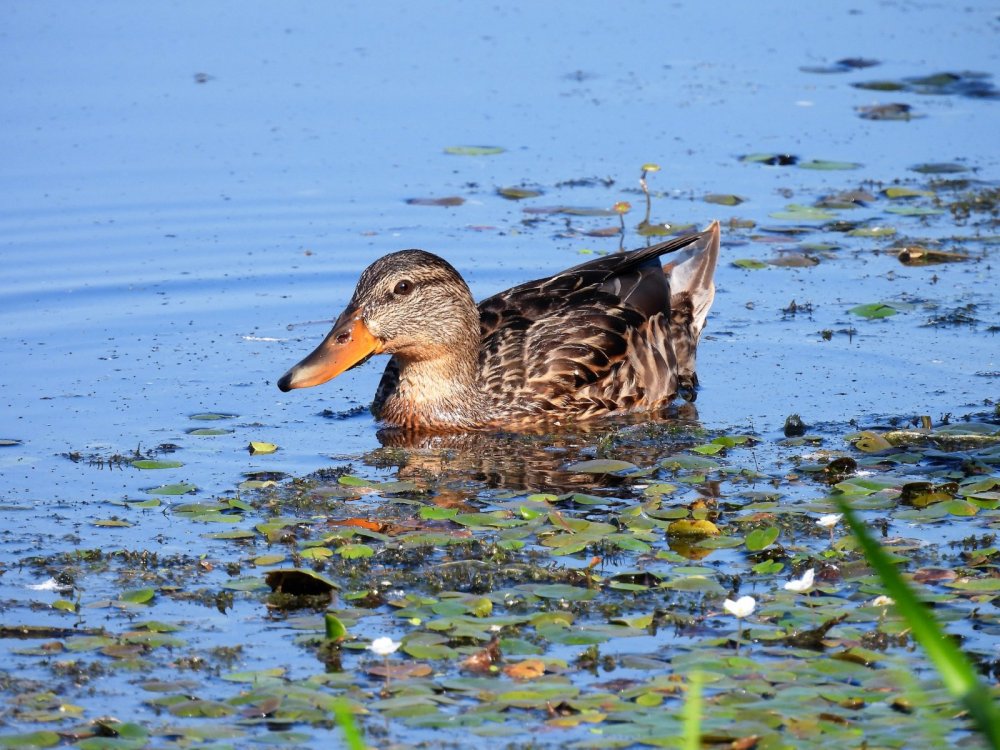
871;595;895;607
723;596;756;619
816;513;842;528
783;568;815;594
368;637;401;657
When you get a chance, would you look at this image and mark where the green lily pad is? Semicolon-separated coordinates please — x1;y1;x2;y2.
704;193;745;206
847;226;896;238
798;160;862;171
745;527;780;551
498;186;542;200
145;483;197;495
131;459;183;470
732;259;768;270
444;145;505;156
849;303;899;319
564;459;638;474
120;588;156;604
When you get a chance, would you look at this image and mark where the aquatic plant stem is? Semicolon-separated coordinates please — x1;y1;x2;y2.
835;497;1000;749
332;698;365;750
681;670;704;750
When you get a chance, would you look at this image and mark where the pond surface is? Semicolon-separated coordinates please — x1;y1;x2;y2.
1;2;998;748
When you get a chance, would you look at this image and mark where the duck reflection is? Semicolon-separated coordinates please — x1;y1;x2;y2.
363;402;704;496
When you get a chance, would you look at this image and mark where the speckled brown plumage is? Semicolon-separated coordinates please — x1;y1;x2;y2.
278;221;720;431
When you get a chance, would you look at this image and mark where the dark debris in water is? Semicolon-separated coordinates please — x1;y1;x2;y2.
856;102;920;121
800;57;880;74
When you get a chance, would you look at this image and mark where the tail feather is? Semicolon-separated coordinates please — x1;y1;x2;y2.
663;221;721;400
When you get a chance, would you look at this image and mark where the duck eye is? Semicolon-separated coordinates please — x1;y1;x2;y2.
393;279;414;296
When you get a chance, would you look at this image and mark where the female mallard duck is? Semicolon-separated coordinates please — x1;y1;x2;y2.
278;221;720;431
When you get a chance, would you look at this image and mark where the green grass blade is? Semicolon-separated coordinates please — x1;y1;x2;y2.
835;497;1000;749
682;669;703;750
332;698;365;750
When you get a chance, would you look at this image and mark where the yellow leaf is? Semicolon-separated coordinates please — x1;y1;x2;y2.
667;519;721;538
248;441;278;455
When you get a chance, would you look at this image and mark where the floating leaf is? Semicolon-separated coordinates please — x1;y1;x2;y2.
847;225;896;237
131;460;183;470
189;412;237;421
745;527;780;551
498;187;542;200
0;731;61;748
910;162;968;174
852;79;905;92
120;588;156;604
248;441;278;455
187;427;231;436
857;103;918;121
405;196;465;207
145;483;197;495
849;303;899;319
769;204;837;221
732;258;768;270
885;206;943;216
564;459;637;474
443;145;504;156
337;544;374;559
504;660;547;680
798;160;862;171
883;187;934;199
703;193;745;206
667;519;720;538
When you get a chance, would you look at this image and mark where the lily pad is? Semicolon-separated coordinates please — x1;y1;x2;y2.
703;193;745;206
732;259;768;270
848;303;899;319
564;459;638;474
132;460;183;470
498;187;542;200
248;441;278;455
798;160;862;171
406;196;465;207
145;483;197;495
443;145;505;156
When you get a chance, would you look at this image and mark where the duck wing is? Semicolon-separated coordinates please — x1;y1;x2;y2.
476;231;707;417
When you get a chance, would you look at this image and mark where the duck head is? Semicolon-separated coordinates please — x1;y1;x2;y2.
277;249;480;392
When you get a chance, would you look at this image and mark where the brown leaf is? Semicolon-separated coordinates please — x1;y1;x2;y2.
913;567;958;584
329;517;385;533
366;663;433;679
503;659;546;680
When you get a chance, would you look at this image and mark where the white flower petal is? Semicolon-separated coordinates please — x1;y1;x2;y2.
723;595;756;619
783;568;815;593
369;636;401;656
816;513;843;528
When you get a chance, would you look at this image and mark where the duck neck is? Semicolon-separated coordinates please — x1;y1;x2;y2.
380;349;489;429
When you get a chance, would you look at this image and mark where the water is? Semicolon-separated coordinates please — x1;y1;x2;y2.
1;1;998;746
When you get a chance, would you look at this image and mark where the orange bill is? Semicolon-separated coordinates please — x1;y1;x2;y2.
277;309;382;392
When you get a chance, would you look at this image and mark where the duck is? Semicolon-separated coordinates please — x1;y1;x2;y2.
277;221;720;431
